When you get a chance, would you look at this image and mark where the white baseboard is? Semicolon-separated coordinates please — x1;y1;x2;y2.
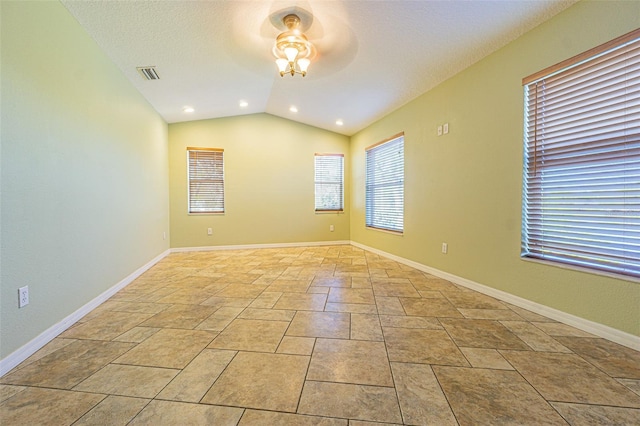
171;240;351;253
0;249;170;377
351;241;640;351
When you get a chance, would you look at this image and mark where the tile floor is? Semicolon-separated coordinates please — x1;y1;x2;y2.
1;245;639;425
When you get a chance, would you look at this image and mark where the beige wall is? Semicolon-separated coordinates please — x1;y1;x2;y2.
0;1;169;358
350;0;640;336
169;114;350;248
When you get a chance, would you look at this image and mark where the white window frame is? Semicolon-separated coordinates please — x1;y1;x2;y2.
365;132;405;234
521;29;640;278
187;147;225;214
314;153;344;212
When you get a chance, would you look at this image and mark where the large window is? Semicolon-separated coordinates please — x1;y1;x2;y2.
522;29;639;278
366;133;404;233
187;147;224;213
314;154;344;211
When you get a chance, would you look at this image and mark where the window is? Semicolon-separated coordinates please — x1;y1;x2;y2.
366;133;404;233
187;147;224;213
522;29;640;278
314;154;344;211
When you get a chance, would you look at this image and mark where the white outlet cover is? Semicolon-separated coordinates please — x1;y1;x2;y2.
443;123;449;134
437;125;443;136
18;286;29;308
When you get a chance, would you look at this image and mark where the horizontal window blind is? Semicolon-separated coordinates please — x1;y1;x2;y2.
187;148;224;213
315;154;344;211
522;29;640;277
366;133;404;233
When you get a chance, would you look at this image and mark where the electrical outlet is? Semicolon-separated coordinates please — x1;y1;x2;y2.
330;225;335;232
443;123;449;134
207;228;213;236
437;125;443;136
441;243;448;254
18;286;29;308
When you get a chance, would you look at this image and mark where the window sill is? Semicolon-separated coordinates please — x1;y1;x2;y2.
520;256;640;283
366;226;403;236
315;210;344;214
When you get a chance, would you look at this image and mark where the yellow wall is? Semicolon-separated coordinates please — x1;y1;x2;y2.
350;0;640;336
169;114;350;247
0;1;169;358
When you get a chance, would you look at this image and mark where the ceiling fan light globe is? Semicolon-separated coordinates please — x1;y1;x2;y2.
284;47;299;63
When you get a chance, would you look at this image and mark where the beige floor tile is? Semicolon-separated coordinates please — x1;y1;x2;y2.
372;282;421;298
375;296;406;315
113;326;161;343
239;409;347;425
618;378;640;396
60;310;154;341
265;279;311;293
458;308;524;320
286;311;351;339
439;318;530;350
443;291;507;309
273;293;328;311
211;283;268;299
74;364;178;398
0;340;133;389
350;313;384;341
0;387;104;425
307;339;393;386
130;400;244;425
391;362;457;425
379;315;442;329
507;304;557;322
434;366;566;425
298;381;402;423
500;320;571;352
349;421;401;426
277;336;316;355
411;277;459;292
139;304;218;329
202;352;308;412
238;308;295;321
351;277;372;288
328;288;375;304
0;385;26;403
200;296;253;308
551;402;640;425
311;276;352;287
114;328;215;369
532;322;595;337
502;351;640;407
417;290;445;298
400;297;463;318
325;302;378;314
209;318;289;352
74;395;149;425
7;337;76;371
555;337;640;379
308;286;330;294
459;347;514;370
196;306;244;331
383;328;469;366
248;291;282;308
155;288;216;305
157;349;236;402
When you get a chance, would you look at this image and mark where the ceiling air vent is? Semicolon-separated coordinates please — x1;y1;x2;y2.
137;66;160;80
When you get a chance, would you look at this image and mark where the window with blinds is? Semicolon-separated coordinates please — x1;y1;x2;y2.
187;148;224;214
366;133;404;233
522;29;640;278
315;154;344;211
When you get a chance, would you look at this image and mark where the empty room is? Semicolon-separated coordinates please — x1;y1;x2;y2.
1;0;639;424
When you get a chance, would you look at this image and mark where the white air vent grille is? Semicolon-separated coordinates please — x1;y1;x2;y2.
137;66;160;80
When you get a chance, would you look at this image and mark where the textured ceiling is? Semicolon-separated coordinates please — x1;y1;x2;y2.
61;0;577;136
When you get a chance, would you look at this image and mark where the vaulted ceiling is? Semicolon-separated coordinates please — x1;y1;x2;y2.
62;0;577;135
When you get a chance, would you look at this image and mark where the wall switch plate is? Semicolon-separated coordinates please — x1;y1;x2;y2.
441;243;448;254
18;286;29;308
330;225;335;232
437;125;443;136
443;123;449;134
207;228;213;235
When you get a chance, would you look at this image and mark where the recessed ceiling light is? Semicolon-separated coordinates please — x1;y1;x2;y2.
336;119;344;126
239;100;248;108
183;106;195;113
289;106;298;113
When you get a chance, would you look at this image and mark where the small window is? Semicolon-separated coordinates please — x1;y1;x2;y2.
522;29;640;278
187;147;224;214
315;154;344;211
366;133;404;233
